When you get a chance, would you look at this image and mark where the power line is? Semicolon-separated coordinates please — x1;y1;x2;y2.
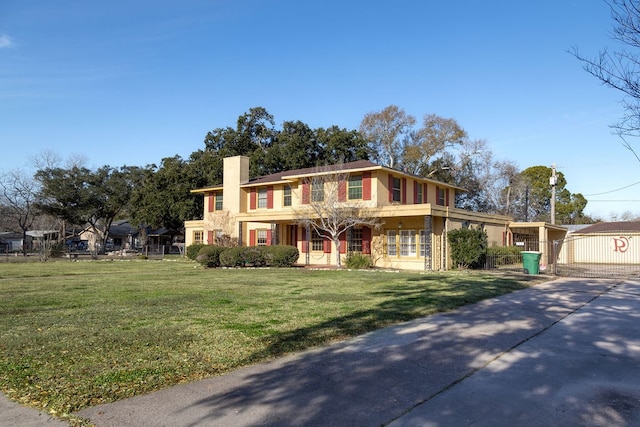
584;180;640;196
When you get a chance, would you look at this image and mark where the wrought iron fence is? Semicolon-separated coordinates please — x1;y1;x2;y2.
482;233;640;279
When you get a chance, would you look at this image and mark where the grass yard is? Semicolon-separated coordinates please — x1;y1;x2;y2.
0;260;548;422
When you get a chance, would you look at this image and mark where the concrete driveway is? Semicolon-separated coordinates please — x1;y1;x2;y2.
3;277;639;426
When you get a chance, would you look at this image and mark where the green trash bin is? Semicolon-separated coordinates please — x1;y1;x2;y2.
521;251;542;274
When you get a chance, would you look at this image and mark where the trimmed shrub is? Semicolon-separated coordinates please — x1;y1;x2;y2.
264;245;299;267
243;246;267;267
345;252;372;269
447;228;488;269
219;247;246;267
219;245;298;268
196;245;226;268
186;244;207;260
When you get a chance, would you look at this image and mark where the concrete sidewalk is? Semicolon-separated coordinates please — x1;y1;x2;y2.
3;278;639;426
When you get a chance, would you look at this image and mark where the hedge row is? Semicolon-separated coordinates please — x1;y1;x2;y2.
191;244;299;268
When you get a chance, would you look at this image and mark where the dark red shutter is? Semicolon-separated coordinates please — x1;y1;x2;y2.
302;181;310;204
291;225;298;247
363;172;371;200
208;231;213;245
446;189;450;206
323;238;331;253
338;180;346;202
301;228;308;253
250;230;256;246
339;232;347;254
250;188;257;209
267;186;274;209
423;183;428;204
207;194;214;212
266;229;272;246
413;181;419;204
362;227;371;254
388;174;393;202
401;178;407;204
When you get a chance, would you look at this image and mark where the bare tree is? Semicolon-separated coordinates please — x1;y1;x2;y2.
204;209;238;247
571;0;640;159
294;169;382;268
403;114;468;176
0;170;40;256
359;105;416;169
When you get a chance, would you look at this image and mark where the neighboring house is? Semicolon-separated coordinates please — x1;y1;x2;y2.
148;227;185;254
26;230;59;253
0;232;28;253
78;220;185;254
184;156;566;271
79;220;140;252
558;221;640;265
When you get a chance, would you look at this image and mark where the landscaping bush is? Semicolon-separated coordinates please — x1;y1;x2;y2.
345;252;372;269
196;245;227;268
218;246;298;268
186;244;207;260
219;247;246;267
243;246;267;267
264;245;299;267
447;228;487;269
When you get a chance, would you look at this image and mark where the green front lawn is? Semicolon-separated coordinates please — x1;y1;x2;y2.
0;260;547;422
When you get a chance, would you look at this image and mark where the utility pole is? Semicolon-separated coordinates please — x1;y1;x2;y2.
550;163;557;224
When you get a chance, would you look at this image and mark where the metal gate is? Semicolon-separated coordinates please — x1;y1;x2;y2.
553;232;640;279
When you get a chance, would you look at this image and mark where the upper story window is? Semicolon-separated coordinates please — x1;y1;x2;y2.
392;177;402;202
437;187;446;206
311;182;324;202
348;175;363;200
416;183;423;204
283;185;292;207
257;188;268;208
215;192;223;211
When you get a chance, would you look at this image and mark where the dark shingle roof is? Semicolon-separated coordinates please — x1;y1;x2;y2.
577;221;640;234
247;160;380;185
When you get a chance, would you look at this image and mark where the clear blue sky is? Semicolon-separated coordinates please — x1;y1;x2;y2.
1;0;639;220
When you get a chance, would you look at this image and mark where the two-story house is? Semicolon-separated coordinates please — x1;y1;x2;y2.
185;155;561;271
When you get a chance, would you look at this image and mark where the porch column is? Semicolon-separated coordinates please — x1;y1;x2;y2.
305;224;311;265
539;225;548;268
424;215;432;271
442;218;448;270
271;222;279;246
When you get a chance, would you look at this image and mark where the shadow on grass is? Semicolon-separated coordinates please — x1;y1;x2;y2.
245;274;532;362
79;278;638;427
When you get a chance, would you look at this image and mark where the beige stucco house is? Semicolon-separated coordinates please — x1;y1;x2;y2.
184;156;565;271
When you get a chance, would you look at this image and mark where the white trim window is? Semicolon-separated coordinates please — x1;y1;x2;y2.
283;185;292;207
257;188;268;208
400;230;416;257
257;229;268;246
348;175;363;200
419;230;428;257
387;231;397;256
